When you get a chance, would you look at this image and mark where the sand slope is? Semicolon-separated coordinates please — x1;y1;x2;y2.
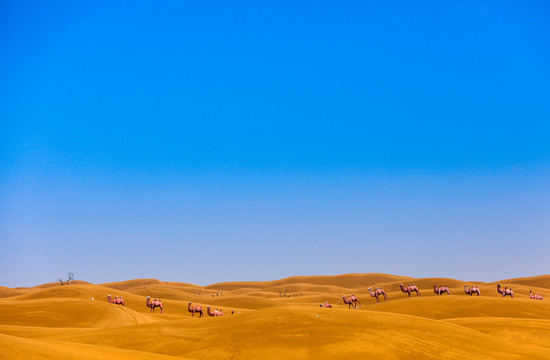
1;274;549;359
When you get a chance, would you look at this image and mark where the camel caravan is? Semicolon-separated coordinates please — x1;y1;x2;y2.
103;282;543;316
322;283;542;310
103;294;229;317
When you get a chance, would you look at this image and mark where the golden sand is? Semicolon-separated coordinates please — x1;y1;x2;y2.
1;274;549;359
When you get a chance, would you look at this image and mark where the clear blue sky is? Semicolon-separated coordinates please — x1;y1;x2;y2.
1;1;549;287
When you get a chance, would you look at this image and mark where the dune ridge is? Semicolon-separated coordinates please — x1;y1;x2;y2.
1;273;549;359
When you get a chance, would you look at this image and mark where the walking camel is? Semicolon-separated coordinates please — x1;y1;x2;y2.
399;283;421;297
433;284;450;295
107;295;125;306
368;287;388;303
529;291;543;300
497;284;514;298
146;296;163;313
342;294;361;309
188;302;204;317
464;285;481;296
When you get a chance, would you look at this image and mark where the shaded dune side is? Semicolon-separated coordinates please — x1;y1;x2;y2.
445;318;550;350
488;275;550;290
0;298;161;328
0;333;190;360
0;287;24;299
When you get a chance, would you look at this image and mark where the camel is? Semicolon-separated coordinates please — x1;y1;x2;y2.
320;301;333;308
503;287;514;298
342;294;361;309
107;295;125;306
368;287;388;303
349;294;361;308
433;284;450;295
399;283;421;297
464;285;481;296
497;284;514;298
146;296;163;313
188;302;204;317
529;291;544;300
206;306;224;316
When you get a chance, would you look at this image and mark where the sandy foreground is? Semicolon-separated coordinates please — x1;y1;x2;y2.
1;273;549;359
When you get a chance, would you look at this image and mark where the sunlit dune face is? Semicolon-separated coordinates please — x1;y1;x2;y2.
1;274;549;359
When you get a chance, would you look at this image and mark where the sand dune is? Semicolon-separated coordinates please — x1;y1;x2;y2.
0;333;189;360
1;273;549;359
488;275;550;290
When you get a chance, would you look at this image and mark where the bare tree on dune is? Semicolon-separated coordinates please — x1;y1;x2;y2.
368;287;388;303
399;283;421;297
146;296;163;313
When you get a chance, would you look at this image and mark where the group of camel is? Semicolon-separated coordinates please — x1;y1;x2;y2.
187;302;225;317
108;283;545;315
106;295;226;317
494;284;544;299
320;283;544;308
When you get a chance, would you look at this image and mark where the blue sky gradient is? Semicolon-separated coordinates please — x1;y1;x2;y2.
1;1;549;287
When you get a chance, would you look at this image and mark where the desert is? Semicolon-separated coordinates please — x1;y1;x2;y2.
1;273;549;359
